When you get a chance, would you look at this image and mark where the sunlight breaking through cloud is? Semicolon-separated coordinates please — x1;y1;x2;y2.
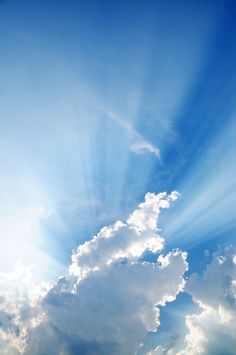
0;192;187;355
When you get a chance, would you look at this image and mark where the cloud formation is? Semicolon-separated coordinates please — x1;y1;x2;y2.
180;246;236;355
0;192;187;354
150;246;236;355
70;192;178;279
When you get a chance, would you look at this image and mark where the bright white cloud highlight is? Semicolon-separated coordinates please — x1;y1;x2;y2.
0;191;187;355
70;191;179;279
154;246;236;355
179;246;236;355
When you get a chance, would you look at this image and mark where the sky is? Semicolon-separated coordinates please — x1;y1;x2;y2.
0;0;236;354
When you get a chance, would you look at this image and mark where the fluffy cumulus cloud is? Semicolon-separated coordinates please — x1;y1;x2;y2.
0;265;50;355
69;192;179;279
180;246;236;355
0;192;188;355
150;246;236;355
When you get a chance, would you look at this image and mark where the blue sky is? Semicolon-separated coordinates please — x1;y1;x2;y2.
0;0;236;354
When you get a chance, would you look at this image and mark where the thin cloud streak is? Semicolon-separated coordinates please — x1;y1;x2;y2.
102;108;161;159
131;140;160;159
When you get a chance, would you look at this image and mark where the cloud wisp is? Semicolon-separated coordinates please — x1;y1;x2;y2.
102;108;161;159
0;192;187;355
130;140;160;159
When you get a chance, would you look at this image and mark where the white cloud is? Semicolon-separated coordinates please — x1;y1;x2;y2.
70;191;179;279
0;265;50;354
155;246;236;355
0;192;187;355
130;140;161;159
36;250;187;355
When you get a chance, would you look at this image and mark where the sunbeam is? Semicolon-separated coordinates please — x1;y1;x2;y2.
0;0;236;354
